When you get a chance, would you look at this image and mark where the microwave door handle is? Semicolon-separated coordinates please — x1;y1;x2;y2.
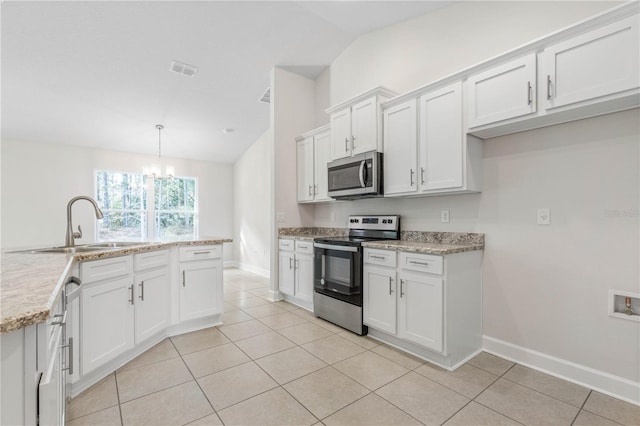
358;160;366;187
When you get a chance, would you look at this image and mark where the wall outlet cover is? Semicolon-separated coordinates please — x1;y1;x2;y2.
441;209;450;223
537;208;550;225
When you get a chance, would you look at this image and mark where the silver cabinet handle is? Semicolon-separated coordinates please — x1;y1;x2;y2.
371;255;386;260
409;260;429;266
345;137;349;152
410;169;415;186
193;251;211;255
527;81;532;105
400;279;405;298
128;285;134;305
421;167;425;185
61;337;74;375
547;75;552;100
139;281;144;301
182;270;186;287
388;277;394;295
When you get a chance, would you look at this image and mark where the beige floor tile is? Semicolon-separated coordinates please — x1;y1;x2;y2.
443;401;520;426
467;352;515;376
475;378;579;425
186;413;224;425
218;319;273;341
220;309;253;325
170;327;230;355
217;387;317;426
301;335;366;364
234;331;296;359
120;381;213;426
256;346;326;384
284;367;370;419
243;303;288;318
182;343;250;378
67;374;119;420
197;361;278;410
333;351;409;391
259;312;309;329
371;344;425;370
336;331;380;349
415;363;498;398
117;339;179;373
116;357;193;402
278;322;334;345
229;296;269;309
323;393;422;426
376;371;470;425
583;391;640;426
503;365;590;407
66;405;122;426
573;409;622;426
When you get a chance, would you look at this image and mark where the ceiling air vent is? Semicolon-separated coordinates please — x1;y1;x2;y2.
170;60;198;78
259;88;271;104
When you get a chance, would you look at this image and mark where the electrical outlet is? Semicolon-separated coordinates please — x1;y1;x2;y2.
537;208;550;225
441;209;450;223
276;212;285;222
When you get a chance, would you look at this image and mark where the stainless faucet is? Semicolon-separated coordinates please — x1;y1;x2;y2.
65;196;104;247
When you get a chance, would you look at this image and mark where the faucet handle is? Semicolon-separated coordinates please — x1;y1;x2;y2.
73;225;82;240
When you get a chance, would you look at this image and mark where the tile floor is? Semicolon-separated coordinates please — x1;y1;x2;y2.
67;268;640;426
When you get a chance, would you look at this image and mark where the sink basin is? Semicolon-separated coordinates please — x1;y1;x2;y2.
12;242;150;254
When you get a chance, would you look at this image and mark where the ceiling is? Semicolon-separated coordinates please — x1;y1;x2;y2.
1;1;452;164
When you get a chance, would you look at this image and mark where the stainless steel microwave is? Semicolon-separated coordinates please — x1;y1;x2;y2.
327;151;383;200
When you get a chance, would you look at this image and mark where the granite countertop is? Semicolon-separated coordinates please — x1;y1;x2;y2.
362;240;484;255
1;237;232;334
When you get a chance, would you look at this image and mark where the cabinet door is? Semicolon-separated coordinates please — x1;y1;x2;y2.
363;266;396;334
544;16;639;110
179;260;222;321
351;96;379;155
294;253;314;303
81;276;135;374
279;251;295;296
467;53;537;128
135;267;169;343
383;99;418;196
397;271;443;352
419;82;463;192
297;137;315;202
313;130;332;201
330;108;352;160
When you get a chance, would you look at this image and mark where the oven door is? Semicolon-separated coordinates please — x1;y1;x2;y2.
313;242;363;305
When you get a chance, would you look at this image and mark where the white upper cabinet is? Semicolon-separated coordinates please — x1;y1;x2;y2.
327;87;397;160
419;82;464;192
543;15;639;110
383;99;418;196
467;53;537;129
296;125;331;203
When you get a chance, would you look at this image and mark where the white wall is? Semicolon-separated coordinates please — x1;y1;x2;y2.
1;140;234;259
314;0;639;400
233;130;272;276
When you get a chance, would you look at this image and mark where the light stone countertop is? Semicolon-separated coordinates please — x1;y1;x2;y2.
362;240;484;255
1;238;232;334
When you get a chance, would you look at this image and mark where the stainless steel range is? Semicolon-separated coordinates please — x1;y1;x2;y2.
313;215;400;335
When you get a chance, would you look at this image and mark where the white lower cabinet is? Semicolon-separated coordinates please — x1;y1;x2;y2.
178;245;223;322
278;239;314;308
363;247;482;370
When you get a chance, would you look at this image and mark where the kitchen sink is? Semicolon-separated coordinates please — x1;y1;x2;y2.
12;242;150;254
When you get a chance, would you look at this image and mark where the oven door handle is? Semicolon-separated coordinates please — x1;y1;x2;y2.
313;243;359;252
358;160;366;188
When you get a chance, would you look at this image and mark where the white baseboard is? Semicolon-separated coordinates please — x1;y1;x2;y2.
483;335;640;406
226;261;270;278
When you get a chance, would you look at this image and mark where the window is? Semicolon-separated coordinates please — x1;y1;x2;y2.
95;170;197;241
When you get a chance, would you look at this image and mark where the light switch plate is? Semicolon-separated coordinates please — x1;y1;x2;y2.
441;209;450;223
537;208;550;225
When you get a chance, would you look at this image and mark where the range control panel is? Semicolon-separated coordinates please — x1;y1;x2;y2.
347;215;400;231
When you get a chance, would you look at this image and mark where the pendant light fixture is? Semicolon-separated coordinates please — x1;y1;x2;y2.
144;124;175;180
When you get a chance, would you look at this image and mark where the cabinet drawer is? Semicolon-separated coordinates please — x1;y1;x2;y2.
364;248;397;268
295;240;314;254
179;245;221;261
134;250;169;272
81;256;133;283
279;239;294;251
398;252;443;275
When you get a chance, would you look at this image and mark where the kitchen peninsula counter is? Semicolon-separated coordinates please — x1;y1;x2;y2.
1;238;232;334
